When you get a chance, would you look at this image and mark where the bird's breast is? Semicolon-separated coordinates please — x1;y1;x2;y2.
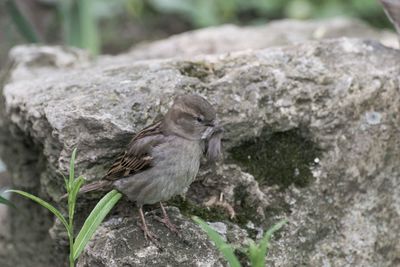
151;137;202;195
113;136;204;205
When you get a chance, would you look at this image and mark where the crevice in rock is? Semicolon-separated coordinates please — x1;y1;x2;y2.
177;61;216;82
174;164;270;230
167;194;229;222
229;128;320;189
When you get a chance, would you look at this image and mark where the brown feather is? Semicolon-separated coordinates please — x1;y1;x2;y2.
104;120;163;181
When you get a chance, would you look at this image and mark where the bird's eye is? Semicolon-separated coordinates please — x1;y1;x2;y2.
196;117;203;123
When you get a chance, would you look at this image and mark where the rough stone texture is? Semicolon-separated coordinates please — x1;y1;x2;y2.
126;18;398;60
1;30;400;267
0;169;11;259
77;207;222;267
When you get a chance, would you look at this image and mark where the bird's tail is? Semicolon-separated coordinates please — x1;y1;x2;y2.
60;180;113;200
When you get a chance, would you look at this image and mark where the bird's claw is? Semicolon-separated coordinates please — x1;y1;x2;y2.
137;221;160;247
155;215;180;235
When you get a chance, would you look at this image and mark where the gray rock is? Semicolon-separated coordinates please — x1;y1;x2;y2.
208;222;228;238
1;35;400;267
0;160;6;173
77;207;223;267
125;18;398;61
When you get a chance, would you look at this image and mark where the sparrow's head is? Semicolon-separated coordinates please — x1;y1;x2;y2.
163;94;217;141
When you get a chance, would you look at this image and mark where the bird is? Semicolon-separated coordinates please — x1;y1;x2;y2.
75;94;223;243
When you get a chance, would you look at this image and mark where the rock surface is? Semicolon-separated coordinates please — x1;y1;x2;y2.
1;23;400;267
126;17;398;60
77;207;222;267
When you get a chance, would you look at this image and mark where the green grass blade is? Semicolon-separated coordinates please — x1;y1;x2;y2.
0;194;15;208
5;0;40;42
73;189;122;260
69;148;77;186
68;6;82;48
7;189;70;234
247;240;263;267
68;176;85;223
254;219;287;267
78;0;99;55
61;172;69;192
193;216;241;267
260;219;287;251
57;0;74;46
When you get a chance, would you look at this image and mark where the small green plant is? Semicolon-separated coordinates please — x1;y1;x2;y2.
193;216;287;267
7;148;122;267
246;219;287;267
0;194;15;208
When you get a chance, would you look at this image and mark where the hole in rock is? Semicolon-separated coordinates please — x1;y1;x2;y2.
229;128;320;189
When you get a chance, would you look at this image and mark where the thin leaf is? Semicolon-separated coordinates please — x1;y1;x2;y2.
247;240;262;267
58;0;99;54
69;148;77;187
249;219;287;267
193;216;241;267
260;219;287;252
57;0;81;47
0;194;15;208
61;172;69;193
78;0;99;55
68;176;85;224
5;0;40;42
73;189;122;260
68;5;82;48
7;189;70;235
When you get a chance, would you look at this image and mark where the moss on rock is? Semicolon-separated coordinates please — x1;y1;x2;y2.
229;129;320;189
178;61;214;81
167;196;228;222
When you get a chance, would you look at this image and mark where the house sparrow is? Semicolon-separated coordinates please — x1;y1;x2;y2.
77;94;222;242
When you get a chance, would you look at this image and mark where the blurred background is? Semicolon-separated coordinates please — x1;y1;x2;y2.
0;0;395;67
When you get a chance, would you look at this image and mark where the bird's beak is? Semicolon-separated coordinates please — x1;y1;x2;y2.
202;126;214;140
201;120;222;140
201;120;218;139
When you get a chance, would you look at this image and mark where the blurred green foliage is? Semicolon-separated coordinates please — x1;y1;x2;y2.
5;0;99;55
5;0;40;43
143;0;391;28
4;0;393;56
58;0;99;55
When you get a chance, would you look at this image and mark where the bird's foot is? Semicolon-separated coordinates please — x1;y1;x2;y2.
155;215;180;235
158;202;181;235
137;221;160;247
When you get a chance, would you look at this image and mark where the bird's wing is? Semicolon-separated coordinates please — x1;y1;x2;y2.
104;120;163;181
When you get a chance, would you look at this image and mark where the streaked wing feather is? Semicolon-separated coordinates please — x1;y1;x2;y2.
104;120;163;181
